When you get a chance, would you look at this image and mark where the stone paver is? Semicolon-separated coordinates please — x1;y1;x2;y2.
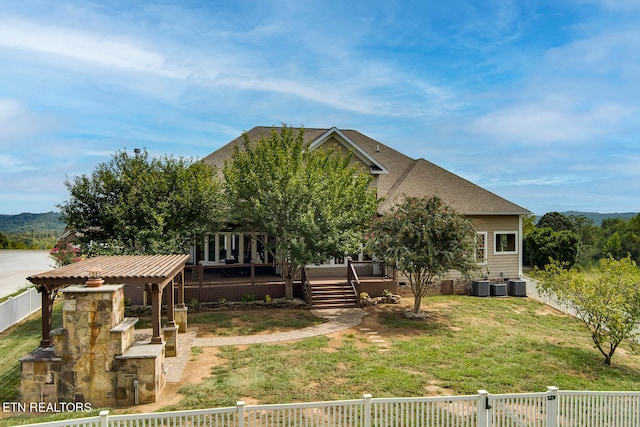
164;331;198;383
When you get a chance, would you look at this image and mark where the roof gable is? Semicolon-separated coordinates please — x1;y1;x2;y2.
308;127;388;174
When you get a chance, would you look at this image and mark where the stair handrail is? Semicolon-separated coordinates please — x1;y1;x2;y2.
347;257;360;306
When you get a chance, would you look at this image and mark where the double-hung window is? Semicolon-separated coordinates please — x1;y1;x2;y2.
476;232;488;263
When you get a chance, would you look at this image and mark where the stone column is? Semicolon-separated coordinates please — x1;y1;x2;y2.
163;325;178;357
175;306;188;333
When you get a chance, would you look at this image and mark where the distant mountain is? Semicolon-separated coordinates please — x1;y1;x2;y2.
0;212;66;234
1;210;637;235
559;211;639;225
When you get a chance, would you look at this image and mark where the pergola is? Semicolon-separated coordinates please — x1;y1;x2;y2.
27;254;190;347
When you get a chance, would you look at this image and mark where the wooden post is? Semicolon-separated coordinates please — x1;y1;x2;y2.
39;285;54;347
251;262;256;286
165;280;176;328
176;270;185;308
150;284;164;344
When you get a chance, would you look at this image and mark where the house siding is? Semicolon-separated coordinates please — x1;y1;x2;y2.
441;215;522;282
471;215;522;281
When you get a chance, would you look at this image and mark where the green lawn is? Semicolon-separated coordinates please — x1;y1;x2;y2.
165;296;640;410
2;295;640;425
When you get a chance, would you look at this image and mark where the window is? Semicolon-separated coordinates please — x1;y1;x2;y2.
494;232;517;254
476;232;487;263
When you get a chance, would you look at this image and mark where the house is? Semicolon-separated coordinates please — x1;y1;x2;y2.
190;126;530;302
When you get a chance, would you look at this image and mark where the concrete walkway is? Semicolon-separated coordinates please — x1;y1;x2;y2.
162;307;366;383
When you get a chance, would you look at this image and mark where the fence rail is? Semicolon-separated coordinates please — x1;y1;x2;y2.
0;287;41;333
15;388;640;427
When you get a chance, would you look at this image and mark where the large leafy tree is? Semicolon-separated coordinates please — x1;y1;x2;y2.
534;255;640;365
59;149;223;255
523;227;579;268
223;125;378;300
537;211;574;231
366;196;479;314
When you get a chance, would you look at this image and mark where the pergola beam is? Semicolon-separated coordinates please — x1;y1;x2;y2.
28;254;190;348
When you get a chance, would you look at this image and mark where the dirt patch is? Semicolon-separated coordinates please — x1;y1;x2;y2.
122;346;220;414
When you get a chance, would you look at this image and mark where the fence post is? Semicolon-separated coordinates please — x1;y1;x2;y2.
237;401;246;427
546;386;559;427
477;390;490;427
99;410;109;427
362;393;372;427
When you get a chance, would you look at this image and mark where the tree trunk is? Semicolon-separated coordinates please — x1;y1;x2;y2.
413;294;422;314
285;276;294;300
282;261;297;300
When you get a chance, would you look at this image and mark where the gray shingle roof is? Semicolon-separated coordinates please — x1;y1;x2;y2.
202;126;530;216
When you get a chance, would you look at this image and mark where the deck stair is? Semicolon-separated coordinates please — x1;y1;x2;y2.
309;280;358;309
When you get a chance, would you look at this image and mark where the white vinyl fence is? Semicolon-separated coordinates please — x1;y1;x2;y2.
0;287;40;333
15;388;640;427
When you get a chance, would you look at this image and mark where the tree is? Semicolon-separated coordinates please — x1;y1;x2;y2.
0;232;8;249
366;196;479;314
59;149;223;255
523;227;579;268
598;214;640;262
522;213;537;236
537;211;574;231
535;255;640;365
568;214;600;266
223;125;378;300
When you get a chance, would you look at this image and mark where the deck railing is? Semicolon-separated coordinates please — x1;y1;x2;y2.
184;263;282;287
184;261;394;288
349;260;394;279
16;388;640;427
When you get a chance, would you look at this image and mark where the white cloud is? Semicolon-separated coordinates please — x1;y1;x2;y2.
0;99;23;124
579;0;640;11
0;99;43;144
0;154;32;172
468;100;631;145
0;17;187;79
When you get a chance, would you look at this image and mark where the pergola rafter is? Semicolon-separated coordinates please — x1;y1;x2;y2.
27;254;190;347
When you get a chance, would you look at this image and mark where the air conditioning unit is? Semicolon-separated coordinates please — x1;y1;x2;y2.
508;279;527;297
472;280;490;297
490;283;507;297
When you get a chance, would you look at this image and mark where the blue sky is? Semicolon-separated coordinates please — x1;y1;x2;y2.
1;0;639;216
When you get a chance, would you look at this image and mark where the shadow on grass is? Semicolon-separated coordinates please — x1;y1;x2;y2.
378;308;449;334
535;341;640;390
